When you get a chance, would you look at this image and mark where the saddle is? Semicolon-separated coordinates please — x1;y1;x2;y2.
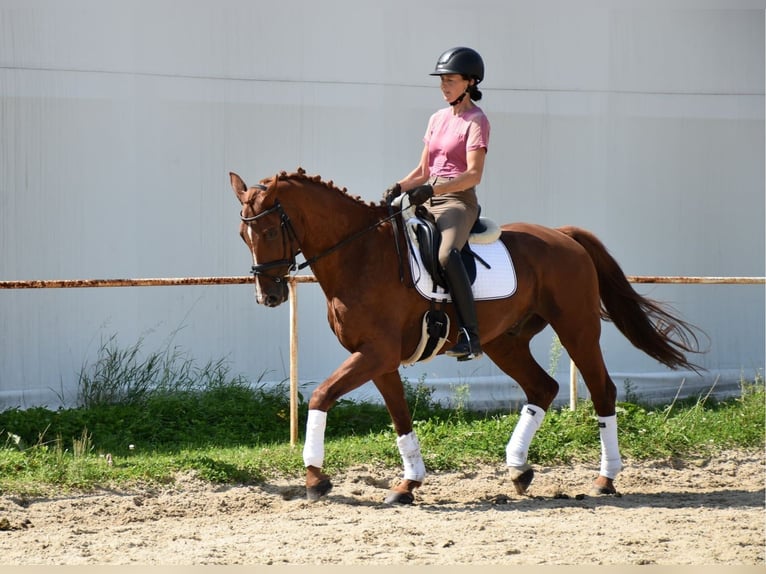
409;205;499;290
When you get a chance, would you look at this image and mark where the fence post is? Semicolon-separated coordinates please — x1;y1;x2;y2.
570;359;578;410
289;279;299;447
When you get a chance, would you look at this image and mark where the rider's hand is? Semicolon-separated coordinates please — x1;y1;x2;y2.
408;184;434;206
383;183;402;205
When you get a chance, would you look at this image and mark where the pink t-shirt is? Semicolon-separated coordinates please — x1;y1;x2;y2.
423;105;490;179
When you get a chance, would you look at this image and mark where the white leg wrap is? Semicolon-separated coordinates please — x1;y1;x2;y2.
506;404;546;467
598;415;623;479
303;409;327;468
397;431;426;482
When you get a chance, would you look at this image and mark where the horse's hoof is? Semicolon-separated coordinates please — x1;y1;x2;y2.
384;490;415;505
588;485;621;497
508;464;534;495
306;479;333;501
589;476;621;497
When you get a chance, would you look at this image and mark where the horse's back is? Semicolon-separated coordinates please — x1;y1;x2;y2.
500;222;589;257
499;222;601;295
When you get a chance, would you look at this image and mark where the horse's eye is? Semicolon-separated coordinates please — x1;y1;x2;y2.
264;227;279;241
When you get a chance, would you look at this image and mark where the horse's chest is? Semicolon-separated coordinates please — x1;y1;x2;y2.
325;297;366;347
326;298;351;335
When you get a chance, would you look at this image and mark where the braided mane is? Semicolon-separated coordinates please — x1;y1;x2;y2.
269;167;378;208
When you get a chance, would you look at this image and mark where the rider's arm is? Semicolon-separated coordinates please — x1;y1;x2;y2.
396;143;430;192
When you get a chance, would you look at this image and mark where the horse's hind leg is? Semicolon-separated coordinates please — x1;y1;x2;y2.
551;313;623;495
483;329;560;495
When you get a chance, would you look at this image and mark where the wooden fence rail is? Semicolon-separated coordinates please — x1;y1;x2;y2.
1;275;764;289
1;274;763;445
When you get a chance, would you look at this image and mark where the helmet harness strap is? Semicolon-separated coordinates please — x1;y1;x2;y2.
449;91;468;106
449;78;478;107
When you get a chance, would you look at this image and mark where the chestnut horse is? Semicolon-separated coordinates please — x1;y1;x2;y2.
230;168;702;504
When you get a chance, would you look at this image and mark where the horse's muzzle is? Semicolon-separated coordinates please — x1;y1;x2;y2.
255;280;289;307
261;292;287;307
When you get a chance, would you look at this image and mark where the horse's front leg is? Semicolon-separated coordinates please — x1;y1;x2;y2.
372;371;424;505
304;409;332;501
302;348;395;501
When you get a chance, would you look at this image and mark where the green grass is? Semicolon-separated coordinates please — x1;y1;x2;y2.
0;336;763;497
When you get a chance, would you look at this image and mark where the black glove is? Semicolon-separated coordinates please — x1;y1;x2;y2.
383;182;402;205
408;184;434;206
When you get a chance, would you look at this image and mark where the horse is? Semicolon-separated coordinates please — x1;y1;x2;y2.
230;168;703;504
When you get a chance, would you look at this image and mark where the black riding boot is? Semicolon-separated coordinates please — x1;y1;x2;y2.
443;248;483;361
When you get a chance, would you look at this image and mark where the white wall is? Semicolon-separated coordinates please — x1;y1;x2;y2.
0;1;763;410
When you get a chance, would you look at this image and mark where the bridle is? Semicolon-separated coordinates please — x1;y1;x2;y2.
240;185;302;285
239;183;405;282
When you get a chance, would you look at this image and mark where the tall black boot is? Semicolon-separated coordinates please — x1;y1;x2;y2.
443;248;482;361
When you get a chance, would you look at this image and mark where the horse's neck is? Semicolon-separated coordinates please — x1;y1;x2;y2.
282;182;382;273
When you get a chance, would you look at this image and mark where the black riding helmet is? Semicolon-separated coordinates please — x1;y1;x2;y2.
430;46;484;84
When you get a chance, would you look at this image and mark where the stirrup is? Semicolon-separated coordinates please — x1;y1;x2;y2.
445;330;482;361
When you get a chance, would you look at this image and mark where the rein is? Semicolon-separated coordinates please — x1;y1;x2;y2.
297;209;402;271
240;184;404;280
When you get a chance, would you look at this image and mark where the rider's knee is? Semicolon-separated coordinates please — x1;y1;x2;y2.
440;247;461;269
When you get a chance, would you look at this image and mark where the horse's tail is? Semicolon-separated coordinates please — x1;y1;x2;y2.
557;225;705;372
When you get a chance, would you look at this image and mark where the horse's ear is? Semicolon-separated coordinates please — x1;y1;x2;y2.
230;172;247;203
269;174;280;192
259;174;280;204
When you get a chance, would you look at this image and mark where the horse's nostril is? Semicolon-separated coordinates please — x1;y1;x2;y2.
265;295;281;307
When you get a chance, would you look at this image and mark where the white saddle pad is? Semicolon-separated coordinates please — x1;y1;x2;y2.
406;218;517;302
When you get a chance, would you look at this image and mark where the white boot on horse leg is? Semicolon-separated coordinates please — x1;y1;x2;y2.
303;410;333;501
591;414;623;495
385;431;426;504
505;404;546;495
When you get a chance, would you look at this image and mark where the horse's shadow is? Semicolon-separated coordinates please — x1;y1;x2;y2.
453;487;766;514
255;480;388;509
254;479;765;513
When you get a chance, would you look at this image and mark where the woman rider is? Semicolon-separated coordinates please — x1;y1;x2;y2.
384;46;490;361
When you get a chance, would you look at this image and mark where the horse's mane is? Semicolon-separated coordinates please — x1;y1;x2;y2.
268;167;379;208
